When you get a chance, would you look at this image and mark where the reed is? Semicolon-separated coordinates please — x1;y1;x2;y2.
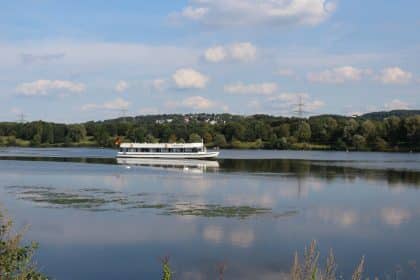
291;240;365;280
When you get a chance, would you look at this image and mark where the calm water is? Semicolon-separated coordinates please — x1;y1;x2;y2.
0;148;419;279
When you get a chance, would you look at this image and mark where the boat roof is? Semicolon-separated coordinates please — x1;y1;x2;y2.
120;142;204;148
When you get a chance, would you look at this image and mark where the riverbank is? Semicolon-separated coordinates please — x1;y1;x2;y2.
0;136;417;152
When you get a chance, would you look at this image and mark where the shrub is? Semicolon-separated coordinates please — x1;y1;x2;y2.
0;209;46;279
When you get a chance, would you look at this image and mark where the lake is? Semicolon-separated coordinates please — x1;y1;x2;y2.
0;148;419;279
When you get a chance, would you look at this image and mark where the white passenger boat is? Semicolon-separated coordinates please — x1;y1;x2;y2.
117;142;219;159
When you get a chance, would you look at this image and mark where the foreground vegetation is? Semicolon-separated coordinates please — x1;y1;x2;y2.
0;110;419;152
0;209;46;279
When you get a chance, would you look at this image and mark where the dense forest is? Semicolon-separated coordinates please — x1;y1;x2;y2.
0;110;419;152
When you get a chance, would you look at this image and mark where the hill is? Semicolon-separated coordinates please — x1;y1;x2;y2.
361;110;420;120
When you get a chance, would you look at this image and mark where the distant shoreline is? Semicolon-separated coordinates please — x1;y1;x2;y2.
0;143;417;153
1;110;419;153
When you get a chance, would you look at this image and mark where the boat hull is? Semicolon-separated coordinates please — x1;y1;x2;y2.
117;151;220;159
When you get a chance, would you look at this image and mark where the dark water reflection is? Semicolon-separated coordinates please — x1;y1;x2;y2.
0;149;419;280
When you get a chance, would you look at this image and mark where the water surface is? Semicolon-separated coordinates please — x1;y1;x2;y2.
0;148;419;279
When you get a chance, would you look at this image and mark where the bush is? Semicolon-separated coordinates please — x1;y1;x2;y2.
0;209;46;279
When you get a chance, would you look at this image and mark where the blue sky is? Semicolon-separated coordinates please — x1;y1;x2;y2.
0;0;419;123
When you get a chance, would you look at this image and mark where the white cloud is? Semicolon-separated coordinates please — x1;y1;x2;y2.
378;67;413;84
307;66;371;83
166;95;228;112
82;98;130;111
204;42;256;63
384;99;410;110
182;96;215;110
224;82;278;95
229;42;257;62
115;80;129;93
172;68;209;89
181;6;209;20
174;0;335;27
204;46;227;62
16;80;85;96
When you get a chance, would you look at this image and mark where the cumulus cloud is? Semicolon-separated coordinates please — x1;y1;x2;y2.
204;46;227;62
82;98;130;111
182;96;215;110
307;66;371;83
166;95;228;112
173;0;335;27
172;68;209;89
384;99;410;110
204;42;256;63
181;6;209;20
16;80;85;96
224;82;278;95
115;80;129;93
229;42;257;62
378;67;412;84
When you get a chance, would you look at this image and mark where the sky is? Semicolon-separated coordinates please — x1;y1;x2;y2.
0;0;419;123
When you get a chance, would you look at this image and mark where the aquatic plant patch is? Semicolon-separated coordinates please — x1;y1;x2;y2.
5;185;298;219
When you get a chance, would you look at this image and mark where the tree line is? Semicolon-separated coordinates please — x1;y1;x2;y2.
0;112;419;151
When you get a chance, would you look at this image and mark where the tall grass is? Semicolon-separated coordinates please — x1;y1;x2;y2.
291;240;365;280
160;240;367;280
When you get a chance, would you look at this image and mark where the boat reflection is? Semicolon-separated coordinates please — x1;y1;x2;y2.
116;158;219;173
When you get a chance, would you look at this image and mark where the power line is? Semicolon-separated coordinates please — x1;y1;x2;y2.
17;113;27;123
292;95;311;117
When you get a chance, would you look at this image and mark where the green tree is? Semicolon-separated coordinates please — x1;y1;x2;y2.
31;134;42;146
128;127;146;142
384;116;401;146
188;133;202;143
404;115;420;148
374;137;388;151
352;134;366;150
213;134;227;147
68;124;87;142
361;120;376;143
294;122;311;142
145;134;158;143
94;127;110;147
343;119;359;144
168;134;177;143
203;132;213;144
275;123;290;138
